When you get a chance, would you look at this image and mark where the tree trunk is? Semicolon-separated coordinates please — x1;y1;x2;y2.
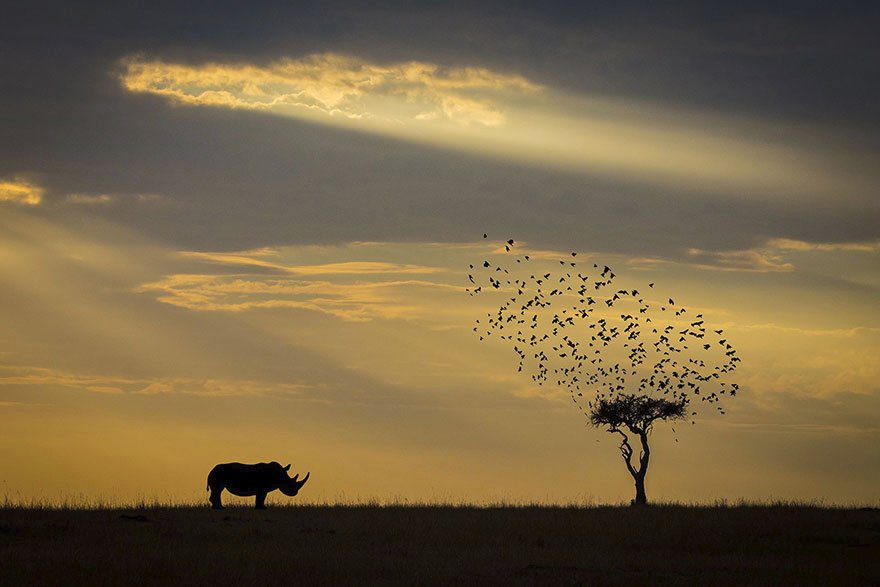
615;427;651;506
633;473;647;505
632;430;650;506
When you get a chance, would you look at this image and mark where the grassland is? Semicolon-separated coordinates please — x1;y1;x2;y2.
1;503;878;585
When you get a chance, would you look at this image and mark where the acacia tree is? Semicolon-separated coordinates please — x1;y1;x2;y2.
590;394;687;504
467;237;739;505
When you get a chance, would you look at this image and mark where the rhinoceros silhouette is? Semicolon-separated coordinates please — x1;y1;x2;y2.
207;461;310;509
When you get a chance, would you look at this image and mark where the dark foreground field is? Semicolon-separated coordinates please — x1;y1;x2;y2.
1;505;878;586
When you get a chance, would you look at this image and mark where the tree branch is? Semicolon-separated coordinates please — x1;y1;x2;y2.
610;427;638;478
637;430;651;475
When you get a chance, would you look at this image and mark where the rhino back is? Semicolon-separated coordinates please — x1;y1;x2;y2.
209;463;281;488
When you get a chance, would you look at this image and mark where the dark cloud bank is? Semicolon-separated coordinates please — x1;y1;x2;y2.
2;1;878;255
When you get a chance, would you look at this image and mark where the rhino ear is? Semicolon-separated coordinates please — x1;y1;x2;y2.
283;464;291;471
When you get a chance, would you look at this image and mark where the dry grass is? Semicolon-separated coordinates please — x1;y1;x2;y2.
1;502;878;585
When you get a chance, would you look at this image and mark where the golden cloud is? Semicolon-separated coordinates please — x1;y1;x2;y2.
120;53;541;127
0;178;43;205
131;245;469;321
116;54;872;199
179;249;446;276
136;274;457;321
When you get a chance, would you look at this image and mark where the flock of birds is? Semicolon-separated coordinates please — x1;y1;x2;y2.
467;236;740;424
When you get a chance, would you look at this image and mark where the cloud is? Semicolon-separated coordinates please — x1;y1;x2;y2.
766;238;880;253
120;53;540;128
684;247;794;273
133;378;315;398
135;193;170;204
678;236;880;273
65;193;115;205
509;240;795;273
0;366;139;393
0;365;318;398
136;274;458;321
0;400;53;408
115;53;875;204
137;244;470;321
136;237;879;330
0;177;43;205
64;192;170;206
179;249;446;276
726;323;880;337
1;180;172;208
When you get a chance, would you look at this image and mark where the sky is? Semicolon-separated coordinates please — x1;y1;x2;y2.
1;1;878;505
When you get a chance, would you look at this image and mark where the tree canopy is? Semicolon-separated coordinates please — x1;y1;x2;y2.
589;394;688;433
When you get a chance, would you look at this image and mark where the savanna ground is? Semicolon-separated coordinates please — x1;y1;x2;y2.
1;502;878;586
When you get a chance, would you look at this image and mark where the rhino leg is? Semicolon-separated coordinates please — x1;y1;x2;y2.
254;490;267;510
209;487;224;509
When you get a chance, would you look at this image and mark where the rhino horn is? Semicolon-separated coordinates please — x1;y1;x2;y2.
279;471;310;496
